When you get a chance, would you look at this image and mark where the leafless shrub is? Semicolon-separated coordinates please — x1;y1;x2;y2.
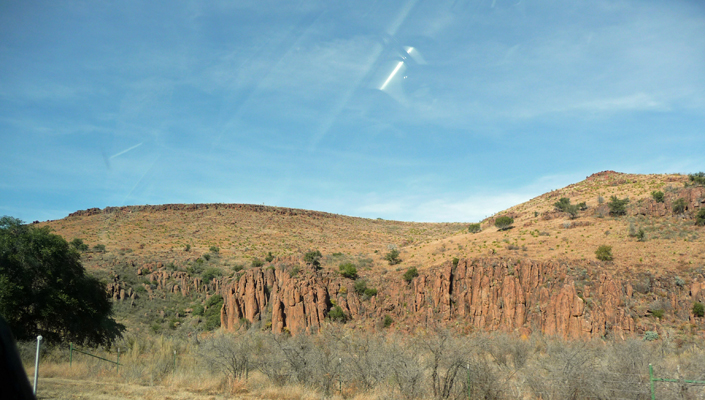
199;332;253;381
526;339;605;400
416;329;469;399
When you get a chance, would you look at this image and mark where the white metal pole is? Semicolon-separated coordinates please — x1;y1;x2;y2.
33;335;42;395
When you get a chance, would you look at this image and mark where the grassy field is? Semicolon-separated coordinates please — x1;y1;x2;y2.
22;327;705;400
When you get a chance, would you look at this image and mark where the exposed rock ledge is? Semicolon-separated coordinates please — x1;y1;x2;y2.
220;257;704;339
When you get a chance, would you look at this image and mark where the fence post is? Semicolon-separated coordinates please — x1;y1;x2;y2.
69;342;73;367
117;348;120;374
33;335;42;395
173;350;176;376
650;363;656;400
467;363;471;400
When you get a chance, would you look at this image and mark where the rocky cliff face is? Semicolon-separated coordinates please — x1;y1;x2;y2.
219;257;704;339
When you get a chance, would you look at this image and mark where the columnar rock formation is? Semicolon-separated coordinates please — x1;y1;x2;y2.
219;257;702;339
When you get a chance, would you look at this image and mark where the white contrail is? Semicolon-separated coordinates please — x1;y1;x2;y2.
380;61;404;90
110;142;143;159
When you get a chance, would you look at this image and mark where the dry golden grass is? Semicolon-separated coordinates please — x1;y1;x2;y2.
39;172;704;280
404;172;704;275
26;329;705;400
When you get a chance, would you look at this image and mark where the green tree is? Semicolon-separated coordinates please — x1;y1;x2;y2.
70;238;89;252
304;250;322;269
403;267;418;283
494;216;514;230
265;251;275;262
608;196;629;216
204;294;224;331
689;172;705;186
0;217;123;345
328;305;346;322
672;198;687;214
338;263;358;279
383;315;393;328
468;223;481;233
651;191;664;203
693;302;704;318
595;245;613;261
202;267;223;282
384;249;401;265
554;198;579;217
696;209;705;226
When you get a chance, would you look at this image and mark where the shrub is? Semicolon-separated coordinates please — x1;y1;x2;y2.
672;198;687;214
577;202;587;211
643;331;659;341
689;172;705;186
468;223;481;233
452;257;459;267
651;309;664;319
697;209;705;226
203;254;211;261
251;258;264;268
693;302;705;318
209;245;219;253
636;228;646;242
494;216;514;230
383;315;393;328
192;304;204;316
232;264;244;272
304;250;322;268
553;198;580;218
384;249;401;265
70;238;89;252
93;244;106;253
184;244;191;252
354;280;378;298
354;279;368;295
651;191;665;203
289;266;300;278
328;305;346;322
204;295;224;331
403;267;418;283
595;245;613;261
202;268;223;282
608;196;629;216
265;251;274;262
339;263;358;279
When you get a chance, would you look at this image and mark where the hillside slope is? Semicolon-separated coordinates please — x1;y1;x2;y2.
40;171;705;340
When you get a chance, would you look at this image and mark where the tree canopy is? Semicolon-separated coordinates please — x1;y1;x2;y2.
0;217;123;346
494;216;514;230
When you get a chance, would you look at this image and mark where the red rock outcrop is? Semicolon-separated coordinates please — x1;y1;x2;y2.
219;257;703;339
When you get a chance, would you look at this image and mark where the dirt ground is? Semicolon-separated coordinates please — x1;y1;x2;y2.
36;378;235;400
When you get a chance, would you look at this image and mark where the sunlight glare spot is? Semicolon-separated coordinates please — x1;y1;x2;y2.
380;61;404;90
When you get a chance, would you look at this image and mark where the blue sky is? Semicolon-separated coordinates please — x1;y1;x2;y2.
1;0;703;223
